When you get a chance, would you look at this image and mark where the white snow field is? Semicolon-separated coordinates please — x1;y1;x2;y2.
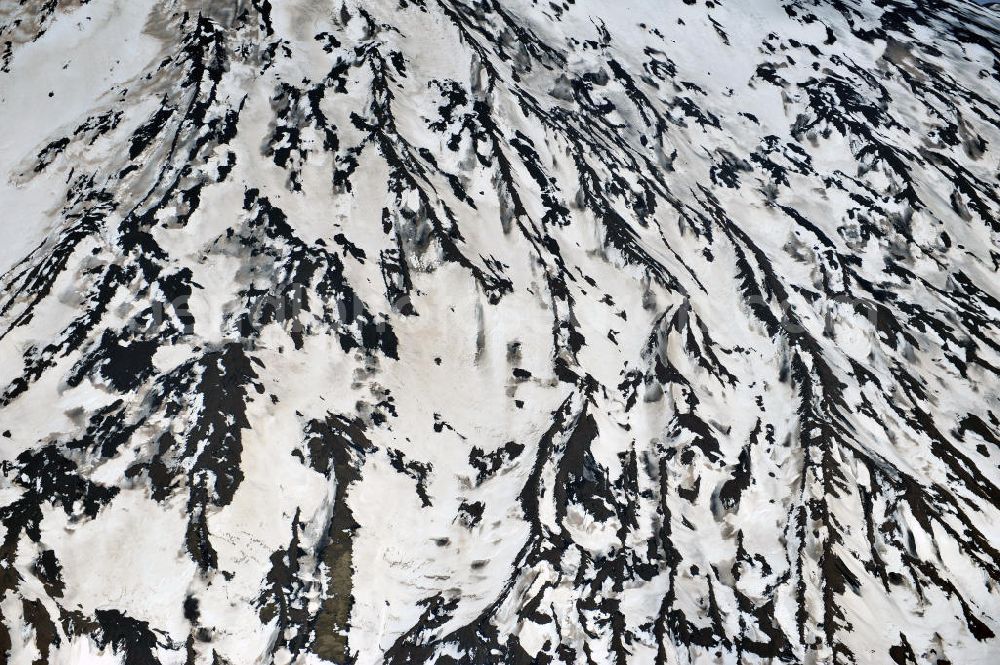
0;1;998;663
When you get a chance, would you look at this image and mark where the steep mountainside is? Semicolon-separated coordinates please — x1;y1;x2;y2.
1;0;999;663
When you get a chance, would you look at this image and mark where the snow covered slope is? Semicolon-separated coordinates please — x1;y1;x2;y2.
1;0;998;663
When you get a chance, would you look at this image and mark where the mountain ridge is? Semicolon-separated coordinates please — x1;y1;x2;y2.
0;0;998;663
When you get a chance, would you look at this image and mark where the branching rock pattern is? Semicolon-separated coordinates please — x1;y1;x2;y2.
0;0;998;663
